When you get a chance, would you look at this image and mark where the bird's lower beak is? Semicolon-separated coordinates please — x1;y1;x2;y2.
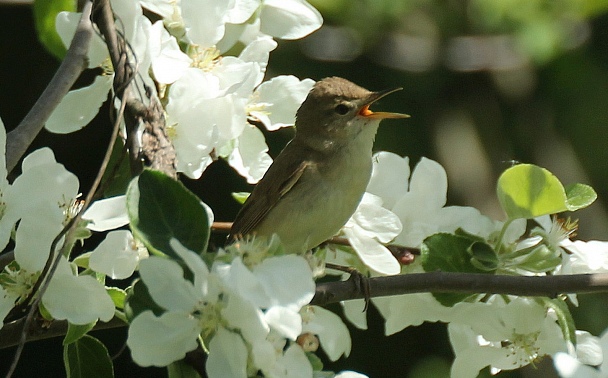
358;87;410;119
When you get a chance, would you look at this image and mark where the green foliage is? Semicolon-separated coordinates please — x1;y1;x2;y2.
124;279;165;321
565;183;598;211
126;169;210;259
544;297;577;347
167;360;202;378
421;233;494;306
468;241;499;271
102;139;132;197
497;164;596;219
33;0;74;60
63;335;113;378
231;192;250;205
63;322;96;346
506;244;562;273
306;351;324;371
106;287;126;310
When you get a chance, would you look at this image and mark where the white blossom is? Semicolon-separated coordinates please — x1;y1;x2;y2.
83;195;129;232
0;120;114;327
89;230;147;279
448;297;566;377
128;239;317;375
342;193;402;275
554;328;608;378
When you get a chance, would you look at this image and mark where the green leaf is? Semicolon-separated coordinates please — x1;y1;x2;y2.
39;302;54;322
468;241;499;271
127;170;210;259
124;279;165;321
72;252;91;269
167;360;202;378
306;352;324;371
102;139;132;197
231;192;250;205
421;233;491;306
33;0;75;60
497;164;568;219
63;322;96;345
63;335;114;378
508;244;562;273
543;298;576;347
564;183;597;211
107;287;126;309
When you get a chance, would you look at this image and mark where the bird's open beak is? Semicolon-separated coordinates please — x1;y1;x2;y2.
358;87;410;119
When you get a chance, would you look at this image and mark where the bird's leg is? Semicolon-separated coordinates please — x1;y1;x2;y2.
325;263;371;312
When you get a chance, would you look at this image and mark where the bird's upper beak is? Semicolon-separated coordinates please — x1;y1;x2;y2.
358;87;410;119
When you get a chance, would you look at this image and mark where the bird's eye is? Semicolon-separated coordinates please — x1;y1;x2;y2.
334;103;350;115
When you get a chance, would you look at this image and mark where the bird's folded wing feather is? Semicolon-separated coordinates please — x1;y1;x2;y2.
230;155;311;237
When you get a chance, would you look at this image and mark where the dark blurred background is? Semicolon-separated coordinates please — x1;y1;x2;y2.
2;0;608;376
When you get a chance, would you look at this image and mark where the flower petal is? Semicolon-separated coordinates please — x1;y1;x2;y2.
206;327;249;378
46;75;113;134
260;0;322;40
127;310;200;366
43;257;115;324
89;230;140;279
302;305;351;361
84;195;128;232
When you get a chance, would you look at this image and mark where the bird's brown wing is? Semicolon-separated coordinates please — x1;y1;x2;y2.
230;150;311;238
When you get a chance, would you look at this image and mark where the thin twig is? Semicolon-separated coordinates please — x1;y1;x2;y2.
5;1;93;173
5;50;128;378
0;317;127;350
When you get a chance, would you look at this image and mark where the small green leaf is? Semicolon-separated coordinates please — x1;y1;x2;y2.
508;244;562;273
468;242;499;271
497;164;568;219
565;183;597;211
72;252;91;269
102;139;132;197
107;287;126;309
306;352;324;371
63;335;114;378
167;360;202;378
543;298;576;347
39;302;54;321
421;233;491;306
124;279;165;321
63;322;96;345
33;0;75;60
231;192;250;205
127;170;210;259
422;234;490;274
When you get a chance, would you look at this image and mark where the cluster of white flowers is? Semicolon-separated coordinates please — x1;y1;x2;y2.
332;151;608;377
49;0;319;183
2;0;608;377
0;119;115;327
126;238;353;376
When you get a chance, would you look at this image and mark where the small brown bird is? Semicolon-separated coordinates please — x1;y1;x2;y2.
231;77;408;252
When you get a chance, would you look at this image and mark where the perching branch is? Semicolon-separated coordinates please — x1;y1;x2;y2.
311;271;608;305
5;1;93;173
2;271;608;349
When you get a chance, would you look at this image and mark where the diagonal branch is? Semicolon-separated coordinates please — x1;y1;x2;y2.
5;1;93;173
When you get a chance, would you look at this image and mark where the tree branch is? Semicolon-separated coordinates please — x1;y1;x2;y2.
0;317;126;349
2;271;608;350
91;0;176;177
311;271;608;305
5;1;93;173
